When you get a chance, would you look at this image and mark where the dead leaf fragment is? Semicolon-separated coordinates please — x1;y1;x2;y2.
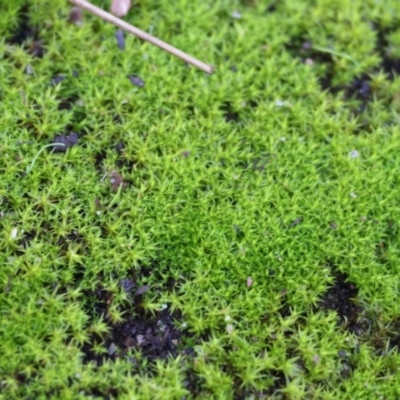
108;342;117;356
4;276;12;294
110;0;132;17
246;277;253;288
109;170;127;192
120;278;135;293
134;284;150;296
289;217;302;228
69;6;83;26
25;64;34;75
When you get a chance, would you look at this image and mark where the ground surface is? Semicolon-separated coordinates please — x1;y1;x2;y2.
1;0;400;399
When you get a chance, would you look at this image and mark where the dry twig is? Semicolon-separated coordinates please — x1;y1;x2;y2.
69;0;214;74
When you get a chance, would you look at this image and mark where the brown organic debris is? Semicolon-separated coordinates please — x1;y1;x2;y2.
110;170;127;192
69;6;84;25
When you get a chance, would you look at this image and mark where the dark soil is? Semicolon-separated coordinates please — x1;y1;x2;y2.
81;302;188;367
375;24;400;80
9;5;35;45
76;263;195;369
221;102;240;123
319;266;361;331
285;24;400;128
8;5;44;57
110;308;185;360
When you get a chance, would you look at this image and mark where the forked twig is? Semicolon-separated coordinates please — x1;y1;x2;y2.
69;0;214;74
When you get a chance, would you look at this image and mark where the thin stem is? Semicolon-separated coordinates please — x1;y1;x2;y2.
312;45;359;66
26;143;65;175
69;0;214;74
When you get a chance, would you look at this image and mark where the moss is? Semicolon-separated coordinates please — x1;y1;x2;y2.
1;0;400;398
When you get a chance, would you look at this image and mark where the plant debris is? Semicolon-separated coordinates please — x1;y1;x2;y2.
68;6;83;26
109;170;126;192
128;75;145;88
51;132;78;152
110;0;132;18
134;284;151;296
51;75;66;86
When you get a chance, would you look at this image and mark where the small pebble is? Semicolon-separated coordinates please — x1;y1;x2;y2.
111;0;132;18
52;132;78;153
115;29;125;50
338;349;347;358
25;64;34;75
108;342;117;356
246;277;253;288
305;58;314;66
11;228;18;239
231;10;242;19
51;75;65;86
136;334;145;346
128;75;145;88
348;150;359;159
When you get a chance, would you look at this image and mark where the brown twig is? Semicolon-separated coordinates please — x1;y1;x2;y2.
69;0;214;74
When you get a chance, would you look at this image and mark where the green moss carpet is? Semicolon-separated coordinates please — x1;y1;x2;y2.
1;0;400;398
